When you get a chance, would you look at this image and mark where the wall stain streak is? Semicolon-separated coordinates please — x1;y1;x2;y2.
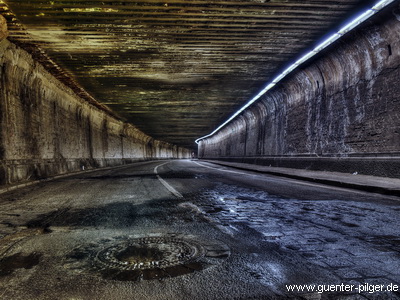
0;39;189;187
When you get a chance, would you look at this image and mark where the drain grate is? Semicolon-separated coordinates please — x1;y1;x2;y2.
96;236;205;271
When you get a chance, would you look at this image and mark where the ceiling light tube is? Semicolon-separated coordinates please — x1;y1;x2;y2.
271;65;298;84
272;73;287;84
313;33;341;53
281;64;298;76
293;50;317;66
338;9;375;35
257;83;276;95
373;0;396;10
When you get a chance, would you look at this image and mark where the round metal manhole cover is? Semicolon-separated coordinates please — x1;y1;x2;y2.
64;233;230;281
96;236;205;271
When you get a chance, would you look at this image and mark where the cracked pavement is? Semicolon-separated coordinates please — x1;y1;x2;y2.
0;160;399;299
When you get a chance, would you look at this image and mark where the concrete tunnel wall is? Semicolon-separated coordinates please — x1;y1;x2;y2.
0;19;190;187
198;9;400;178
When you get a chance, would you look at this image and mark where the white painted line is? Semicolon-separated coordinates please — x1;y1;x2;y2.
154;162;183;198
192;161;250;176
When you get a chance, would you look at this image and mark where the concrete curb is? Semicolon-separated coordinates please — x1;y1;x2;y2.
202;160;400;198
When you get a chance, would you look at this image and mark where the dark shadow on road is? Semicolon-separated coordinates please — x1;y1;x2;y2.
25;198;187;229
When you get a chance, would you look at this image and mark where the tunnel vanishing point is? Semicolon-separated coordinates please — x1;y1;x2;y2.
1;0;400;190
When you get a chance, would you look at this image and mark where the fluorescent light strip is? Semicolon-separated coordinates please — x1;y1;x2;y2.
338;10;374;35
373;0;395;10
195;0;397;144
313;33;341;53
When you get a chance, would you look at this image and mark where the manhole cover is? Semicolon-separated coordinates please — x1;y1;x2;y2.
96;236;205;270
65;233;230;281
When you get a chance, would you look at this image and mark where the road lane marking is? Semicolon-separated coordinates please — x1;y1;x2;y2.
154;162;183;198
192;161;250;176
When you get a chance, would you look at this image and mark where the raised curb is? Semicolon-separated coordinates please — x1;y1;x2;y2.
202;160;400;198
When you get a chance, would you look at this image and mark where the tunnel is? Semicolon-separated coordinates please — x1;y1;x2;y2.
0;1;400;299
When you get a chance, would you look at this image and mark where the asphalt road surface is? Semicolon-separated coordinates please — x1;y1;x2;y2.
0;160;399;300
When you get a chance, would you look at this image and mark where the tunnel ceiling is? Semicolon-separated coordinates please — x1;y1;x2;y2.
0;0;377;149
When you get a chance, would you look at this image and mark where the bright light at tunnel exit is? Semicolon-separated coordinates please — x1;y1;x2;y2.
195;0;397;145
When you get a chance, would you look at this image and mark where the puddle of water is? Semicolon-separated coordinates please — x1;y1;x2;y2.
0;252;42;276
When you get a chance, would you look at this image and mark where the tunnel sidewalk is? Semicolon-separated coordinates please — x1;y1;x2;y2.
201;160;400;198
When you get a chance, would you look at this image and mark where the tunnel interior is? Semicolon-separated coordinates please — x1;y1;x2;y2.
0;2;400;299
0;1;399;181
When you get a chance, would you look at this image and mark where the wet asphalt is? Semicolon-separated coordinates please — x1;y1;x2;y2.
0;159;399;300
